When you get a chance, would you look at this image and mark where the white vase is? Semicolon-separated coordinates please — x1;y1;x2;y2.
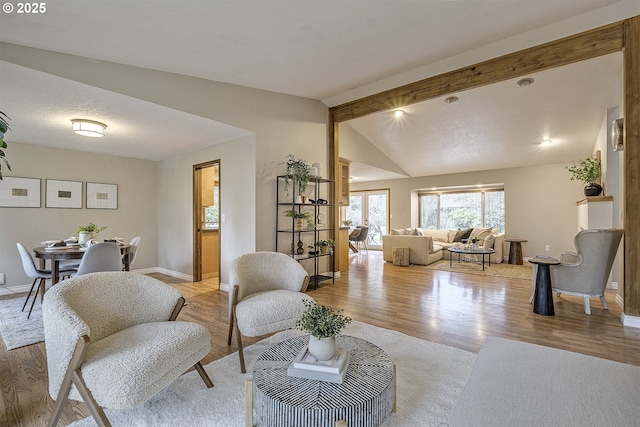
312;162;323;178
78;231;96;246
308;335;337;361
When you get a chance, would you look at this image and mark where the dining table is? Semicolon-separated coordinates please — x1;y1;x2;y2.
33;244;131;285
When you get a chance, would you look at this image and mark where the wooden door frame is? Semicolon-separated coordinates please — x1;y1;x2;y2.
193;159;221;283
329;16;640;318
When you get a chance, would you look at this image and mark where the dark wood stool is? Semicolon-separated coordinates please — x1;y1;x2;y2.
505;239;527;265
529;257;560;316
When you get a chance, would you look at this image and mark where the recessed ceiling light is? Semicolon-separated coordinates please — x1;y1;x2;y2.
393;109;405;118
517;78;534;87
445;96;459;104
71;119;107;137
540;139;552;146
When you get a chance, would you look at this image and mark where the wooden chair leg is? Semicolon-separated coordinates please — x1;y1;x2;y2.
72;370;111;427
194;361;214;388
22;278;38;311
48;336;93;427
235;321;246;374
244;379;253;427
227;313;234;345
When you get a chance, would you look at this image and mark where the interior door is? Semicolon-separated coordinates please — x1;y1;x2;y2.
193;160;220;286
346;190;389;250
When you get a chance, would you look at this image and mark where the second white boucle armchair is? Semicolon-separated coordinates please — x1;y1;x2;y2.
228;251;314;373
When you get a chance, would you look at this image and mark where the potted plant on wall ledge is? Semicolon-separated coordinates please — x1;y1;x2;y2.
567;155;603;197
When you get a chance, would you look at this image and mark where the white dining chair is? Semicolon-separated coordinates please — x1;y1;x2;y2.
16;243;76;319
127;236;142;267
75;242;124;276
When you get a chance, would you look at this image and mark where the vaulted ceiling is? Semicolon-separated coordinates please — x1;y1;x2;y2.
0;0;636;180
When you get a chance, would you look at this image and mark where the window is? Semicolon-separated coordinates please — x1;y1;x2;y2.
419;189;504;232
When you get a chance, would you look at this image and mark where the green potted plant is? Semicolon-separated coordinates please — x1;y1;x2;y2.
566;155;602;196
296;300;352;360
0;111;11;180
341;219;353;227
280;154;311;198
76;223;108;245
314;239;336;254
284;209;313;231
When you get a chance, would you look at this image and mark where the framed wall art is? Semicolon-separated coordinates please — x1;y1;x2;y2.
86;182;118;209
0;176;41;207
46;179;82;208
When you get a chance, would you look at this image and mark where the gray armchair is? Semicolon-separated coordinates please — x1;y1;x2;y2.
530;229;623;315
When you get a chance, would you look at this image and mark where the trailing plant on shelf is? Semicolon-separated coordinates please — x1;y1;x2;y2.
0;111;11;180
316;239;335;253
296;300;352;339
280;154;311;197
284;209;314;228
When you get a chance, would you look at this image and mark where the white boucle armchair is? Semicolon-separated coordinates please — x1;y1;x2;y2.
43;272;213;427
228;251;314;373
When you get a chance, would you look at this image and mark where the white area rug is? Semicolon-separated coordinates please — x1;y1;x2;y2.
70;321;476;426
0;296;44;350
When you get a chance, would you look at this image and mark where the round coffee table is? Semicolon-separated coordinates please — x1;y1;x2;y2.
448;246;495;271
249;334;395;427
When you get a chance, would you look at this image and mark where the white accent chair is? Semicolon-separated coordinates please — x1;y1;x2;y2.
228;252;314;373
43;272;213;427
16;243;75;319
127;236;141;267
529;229;623;315
75;242;123;276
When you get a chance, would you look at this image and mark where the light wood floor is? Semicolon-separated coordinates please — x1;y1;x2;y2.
2;250;639;426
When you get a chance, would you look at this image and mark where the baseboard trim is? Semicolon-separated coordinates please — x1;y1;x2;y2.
0;283;32;296
621;313;640;328
154;267;193;282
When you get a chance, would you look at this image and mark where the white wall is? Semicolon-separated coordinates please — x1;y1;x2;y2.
351;162;586;260
1;45;331;285
157;134;256;284
0;142;158;288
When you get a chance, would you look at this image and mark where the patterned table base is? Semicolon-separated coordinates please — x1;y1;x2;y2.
251;335;395;427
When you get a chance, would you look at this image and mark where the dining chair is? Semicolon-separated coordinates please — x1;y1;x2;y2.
127;236;142;267
16;243;76;319
75;242;124;276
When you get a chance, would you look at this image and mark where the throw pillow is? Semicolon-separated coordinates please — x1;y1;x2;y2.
470;227;493;240
404;228;419;235
454;228;473;242
390;229;405;235
416;228;424;236
483;234;496;249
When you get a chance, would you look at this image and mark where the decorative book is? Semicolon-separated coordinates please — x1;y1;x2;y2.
287;346;350;383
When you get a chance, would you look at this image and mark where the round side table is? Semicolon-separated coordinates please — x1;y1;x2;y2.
505;239;527;265
529;257;560;316
250;335;395;427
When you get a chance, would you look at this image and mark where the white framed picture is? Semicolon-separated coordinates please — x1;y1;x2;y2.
0;176;41;207
46;179;82;208
86;182;118;209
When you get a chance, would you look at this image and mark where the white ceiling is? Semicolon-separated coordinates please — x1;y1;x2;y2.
0;0;634;178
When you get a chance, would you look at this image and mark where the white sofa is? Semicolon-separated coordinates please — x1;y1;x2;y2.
382;227;505;265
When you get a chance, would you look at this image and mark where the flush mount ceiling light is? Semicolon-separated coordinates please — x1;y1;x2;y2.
517;77;534;87
393;109;405;118
71;119;107;137
540;139;553;146
445;96;459;104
